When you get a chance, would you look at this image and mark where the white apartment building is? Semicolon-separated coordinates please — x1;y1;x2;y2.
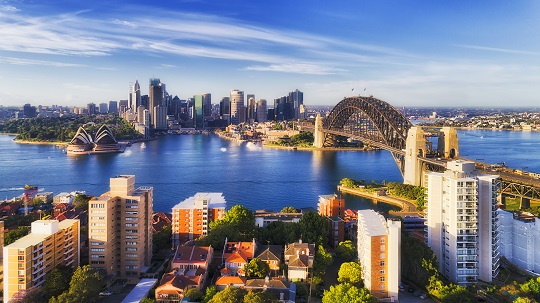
357;209;400;302
498;210;540;273
426;160;500;285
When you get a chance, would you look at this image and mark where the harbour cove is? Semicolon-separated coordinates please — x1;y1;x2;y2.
1;129;539;213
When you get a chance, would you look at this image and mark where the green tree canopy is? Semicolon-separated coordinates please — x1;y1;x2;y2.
211;205;256;239
298;211;328;247
335;240;357;261
280;206;298;213
185;288;204;302
5;226;30;245
208;287;247;303
401;232;438;288
314;245;333;283
44;265;73;298
521;277;540;301
202;285;217;303
243;290;279;303
340;178;357;188
244;258;270;278
322;283;377;303
49;265;104;303
514;297;538;303
337;262;363;286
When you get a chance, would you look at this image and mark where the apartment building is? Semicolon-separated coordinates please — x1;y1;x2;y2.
3;219;79;302
425;160;500;285
172;193;226;247
88;175;153;282
357;209;400;302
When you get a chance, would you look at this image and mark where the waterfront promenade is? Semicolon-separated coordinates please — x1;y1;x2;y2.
337;185;418;212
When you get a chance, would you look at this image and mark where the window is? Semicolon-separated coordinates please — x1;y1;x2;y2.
380;253;385;259
380;283;385;290
380;238;385;243
91;248;105;252
380;269;385;275
380;245;385;251
380;261;385;267
380;276;385;282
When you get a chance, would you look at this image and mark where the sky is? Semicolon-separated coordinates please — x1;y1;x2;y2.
1;0;539;108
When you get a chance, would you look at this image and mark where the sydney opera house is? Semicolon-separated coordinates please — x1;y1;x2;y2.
66;125;124;154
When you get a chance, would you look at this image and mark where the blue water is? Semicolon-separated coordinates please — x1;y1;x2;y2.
0;129;538;212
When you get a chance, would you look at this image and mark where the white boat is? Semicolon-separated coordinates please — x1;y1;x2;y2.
141;142;146;149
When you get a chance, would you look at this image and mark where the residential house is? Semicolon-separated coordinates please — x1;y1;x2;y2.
284;241;315;280
170;245;213;272
215;276;247;290
255;245;283;276
245;278;296;303
222;238;256;275
155;271;203;303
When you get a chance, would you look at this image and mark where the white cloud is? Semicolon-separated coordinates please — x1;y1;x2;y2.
244;63;346;75
0;56;84;67
112;19;136;28
0;5;18;12
456;44;540;56
160;64;176;68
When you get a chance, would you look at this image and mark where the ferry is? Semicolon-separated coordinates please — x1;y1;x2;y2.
24;185;38;190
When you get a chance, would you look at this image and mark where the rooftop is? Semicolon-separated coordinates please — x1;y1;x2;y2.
172;192;226;210
357;209;388;237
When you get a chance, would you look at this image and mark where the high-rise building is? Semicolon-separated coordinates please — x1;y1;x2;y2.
256;99;267;123
149;78;164;127
99;103;108;114
88;175;153;282
318;194;345;217
220;97;230;123
202;93;212;121
119;100;128;115
172;193;226;247
3;220;80;303
109;101;118;114
357;209;401;302
289;89;303;119
130;80;141;111
230;90;245;125
87;103;97;115
246;94;255;123
22;104;36;118
425;160;500;285
498;210;540;272
153;105;168;130
193;95;204;129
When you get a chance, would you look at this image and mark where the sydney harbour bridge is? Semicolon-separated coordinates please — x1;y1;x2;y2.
300;96;540;207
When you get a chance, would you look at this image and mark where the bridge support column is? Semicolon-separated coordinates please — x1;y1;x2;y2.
521;197;531;209
438;127;459;158
501;195;507;208
403;127;427;186
313;114;324;148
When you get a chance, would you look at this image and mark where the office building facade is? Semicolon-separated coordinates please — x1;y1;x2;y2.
88;175;153;282
3;220;80;302
172;193;226;247
256;99;267;123
425;160;500;285
193;95;204;129
230;90;245;125
149;78;164;127
357;209;400;302
130;80;141;111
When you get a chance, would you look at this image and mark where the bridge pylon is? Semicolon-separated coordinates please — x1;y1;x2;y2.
438;127;459;159
403;127;428;186
314;114;324;148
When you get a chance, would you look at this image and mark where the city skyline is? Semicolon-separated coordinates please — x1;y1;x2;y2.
1;1;540;107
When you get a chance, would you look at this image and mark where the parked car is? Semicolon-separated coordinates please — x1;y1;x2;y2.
99;290;113;296
408;286;414;293
419;293;427;299
399;283;406;292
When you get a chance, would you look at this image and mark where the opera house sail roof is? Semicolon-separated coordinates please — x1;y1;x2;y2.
67;124;123;154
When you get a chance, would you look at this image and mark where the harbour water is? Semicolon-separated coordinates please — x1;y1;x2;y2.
0;129;539;212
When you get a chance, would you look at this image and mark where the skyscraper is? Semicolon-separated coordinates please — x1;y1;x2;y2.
289;89;303;119
153;105;168;130
230;89;245;125
99;103;108;114
130;80;141;111
202;93;212;121
246;94;255;123
220;97;230;123
149;78;164;127
193;94;204;129
425;160;500;285
87;103;97;115
108;100;118;114
88;175;153;282
256;99;267;123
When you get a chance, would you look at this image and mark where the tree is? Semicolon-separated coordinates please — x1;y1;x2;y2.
210;205;256;239
44;266;72;298
140;298;155;303
322;283;377;303
74;194;91;210
208;287;246;303
244;258;270;278
314;245;333;283
335;240;357;261
337;262;363;286
521;277;540;301
280;206;298;213
295;283;309;301
153;225;172;252
49;265;104;303
185;288;204;302
243;290;279;303
298;211;328;247
514;297;538;303
340;178;356;188
5;226;30;245
401;232;438;288
203;285;217;303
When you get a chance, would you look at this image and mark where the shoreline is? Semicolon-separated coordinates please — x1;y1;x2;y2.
14;140;68;146
337;185;419;213
262;144;370;152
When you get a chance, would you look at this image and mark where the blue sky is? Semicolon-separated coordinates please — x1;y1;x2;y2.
1;0;539;107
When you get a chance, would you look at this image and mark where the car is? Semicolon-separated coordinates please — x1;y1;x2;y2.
407;286;414;293
399;283;407;292
419;293;427;299
99;290;113;296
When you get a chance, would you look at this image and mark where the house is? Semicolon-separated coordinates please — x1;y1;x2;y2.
155;272;202;303
245;278;296;303
222;238;256;275
215;276;247;291
170;245;213;272
255;245;283;275
284;241;315;280
253;210;303;228
0;202;20;217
